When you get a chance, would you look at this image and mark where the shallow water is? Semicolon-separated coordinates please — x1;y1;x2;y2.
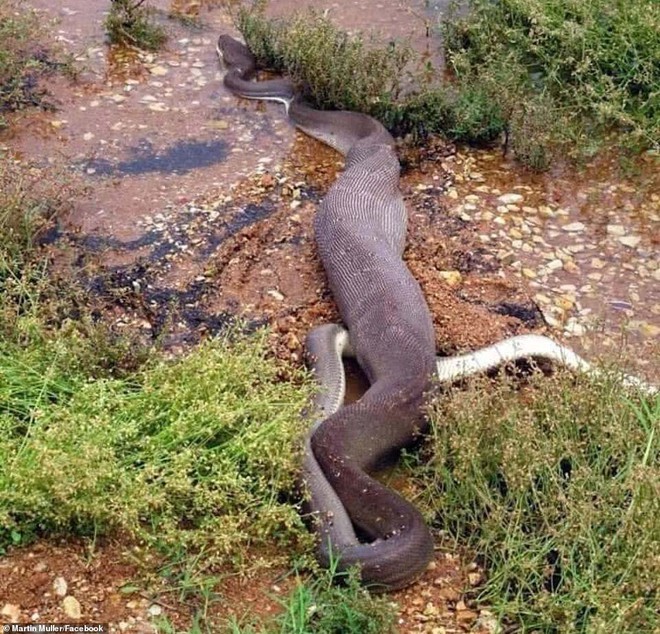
2;0;658;381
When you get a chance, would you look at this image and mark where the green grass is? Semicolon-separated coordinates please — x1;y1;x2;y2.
415;369;659;633
235;2;659;169
223;566;397;634
0;0;55;127
105;0;167;51
0;327;313;566
442;0;660;167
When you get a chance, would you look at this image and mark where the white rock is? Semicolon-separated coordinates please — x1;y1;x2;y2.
149;65;168;76
148;604;163;616
53;576;68;597
606;224;626;236
618;235;641;248
2;603;21;622
498;193;523;204
62;596;81;619
562;222;585;232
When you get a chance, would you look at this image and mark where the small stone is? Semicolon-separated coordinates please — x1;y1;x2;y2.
147;103;169;112
149;65;169;76
147;604;162;616
534;293;551;305
606;224;626;236
267;290;284;301
53;577;68;597
62;596;81;619
562;222;585;232
522;268;537;279
83;132;94;141
498;193;523;204
438;270;462;286
547;259;563;271
2;603;21;622
618;235;641;248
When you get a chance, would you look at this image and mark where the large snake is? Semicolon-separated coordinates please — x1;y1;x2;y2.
216;35;657;591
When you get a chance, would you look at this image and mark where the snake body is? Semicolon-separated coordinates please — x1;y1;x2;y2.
218;35;436;589
217;35;658;590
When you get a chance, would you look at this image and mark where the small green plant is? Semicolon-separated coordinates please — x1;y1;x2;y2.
0;0;54;126
105;0;167;51
225;565;397;633
415;369;660;633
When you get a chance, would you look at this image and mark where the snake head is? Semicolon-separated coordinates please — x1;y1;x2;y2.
216;34;256;73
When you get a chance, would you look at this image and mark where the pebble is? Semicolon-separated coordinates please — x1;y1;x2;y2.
2;603;21;622
497;194;524;205
606;224;626;236
62;596;81;619
562;222;585;232
618;235;641;248
438;270;462;286
149;65;168;76
53;576;68;597
147;604;162;616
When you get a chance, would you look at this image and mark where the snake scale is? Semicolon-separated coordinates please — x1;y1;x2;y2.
217;34;658;591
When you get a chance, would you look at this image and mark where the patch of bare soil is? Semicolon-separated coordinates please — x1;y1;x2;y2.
0;539;153;631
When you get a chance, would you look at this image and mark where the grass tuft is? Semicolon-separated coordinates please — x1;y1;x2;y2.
105;0;167;51
416;369;660;633
0;0;58;127
0;328;314;568
235;2;659;168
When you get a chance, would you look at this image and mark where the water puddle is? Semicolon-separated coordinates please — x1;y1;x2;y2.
84;137;229;176
437;148;659;376
1;0;654;378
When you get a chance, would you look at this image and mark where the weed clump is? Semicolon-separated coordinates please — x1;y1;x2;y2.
224;567;397;633
443;0;660;165
235;2;659;168
105;0;167;51
0;0;56;127
236;7;412;118
417;370;660;632
0;325;313;568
